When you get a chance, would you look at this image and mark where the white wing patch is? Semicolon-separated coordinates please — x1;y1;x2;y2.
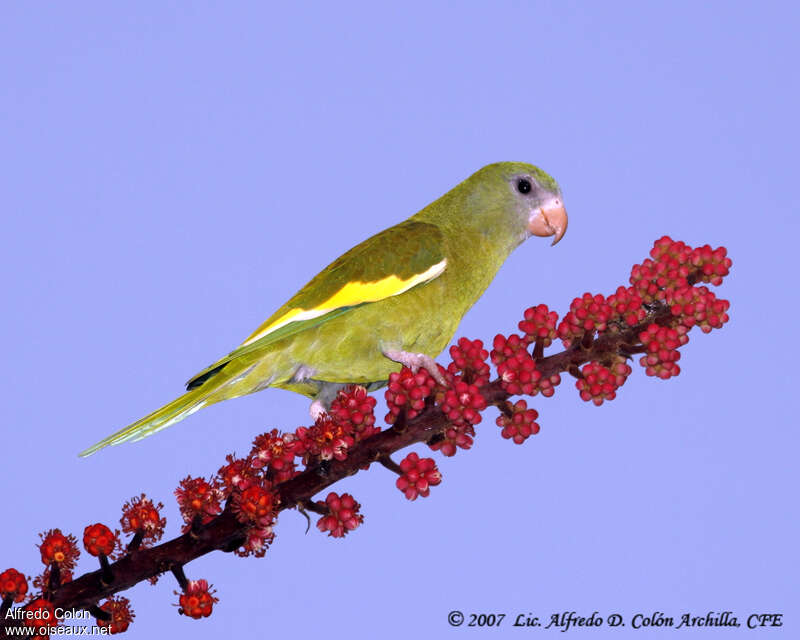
241;258;447;347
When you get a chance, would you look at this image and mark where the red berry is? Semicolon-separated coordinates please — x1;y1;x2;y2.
496;399;540;444
218;454;262;494
97;596;135;634
576;360;632;405
234;525;276;558
606;286;646;328
250;430;298;482
630;236;700;302
330;385;379;439
316;492;363;538
120;494;166;549
82;523;118;558
294;414;355;463
689;243;732;285
667;285;730;333
447;338;491;386
491;334;542;395
23;597;56;632
638;323;687;379
178;579;218;619
437;378;486;426
428;422;475;457
384;366;437;424
395;452;442;500
557;293;613;346
0;568;28;604
518;304;559;347
232;484;277;527
649;235;693;264
175;476;223;528
38;529;79;569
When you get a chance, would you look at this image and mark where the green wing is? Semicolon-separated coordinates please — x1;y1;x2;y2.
186;220;446;388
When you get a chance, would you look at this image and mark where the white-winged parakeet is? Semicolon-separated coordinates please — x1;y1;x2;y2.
80;161;567;456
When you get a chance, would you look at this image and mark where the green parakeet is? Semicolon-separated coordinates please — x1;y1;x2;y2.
80;161;567;457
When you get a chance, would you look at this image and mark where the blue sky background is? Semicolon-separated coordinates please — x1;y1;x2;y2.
1;2;797;638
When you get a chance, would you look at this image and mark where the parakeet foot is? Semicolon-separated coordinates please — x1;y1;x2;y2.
309;400;326;421
383;349;448;386
308;381;350;420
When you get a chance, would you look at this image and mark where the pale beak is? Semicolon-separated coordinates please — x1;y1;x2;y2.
528;197;568;245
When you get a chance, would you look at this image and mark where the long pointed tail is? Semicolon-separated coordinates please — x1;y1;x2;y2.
79;385;220;458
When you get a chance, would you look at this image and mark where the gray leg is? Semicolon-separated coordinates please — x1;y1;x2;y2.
309;381;350;420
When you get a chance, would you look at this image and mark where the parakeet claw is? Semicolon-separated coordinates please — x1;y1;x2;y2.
309;400;326;421
383;349;448;386
308;381;349;421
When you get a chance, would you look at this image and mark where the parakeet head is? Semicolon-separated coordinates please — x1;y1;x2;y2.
416;161;568;249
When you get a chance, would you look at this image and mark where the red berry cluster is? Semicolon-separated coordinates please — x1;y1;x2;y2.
231;482;278;557
178;579;217;619
395;452;442;500
437;379;486;426
236;525;276;559
217;454;262;494
295;414;355;463
639;324;689;379
519;304;559;347
330;385;380;440
447;338;491;386
384;367;438;424
557;293;613;346
631;235;732;300
491;334;541;395
96;596;135;634
22;597;56;635
496;399;540;444
667;285;730;333
606;286;646;328
316;492;363;538
0;568;28;603
689;243;732;285
250;430;298;482
174;476;223;529
428;422;475;457
82;523;119;559
649;235;693;262
38;529;80;570
232;485;277;527
120;494;166;549
576;360;632;405
631;249;691;302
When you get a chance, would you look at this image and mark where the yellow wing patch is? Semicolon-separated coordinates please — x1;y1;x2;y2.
241;258;447;347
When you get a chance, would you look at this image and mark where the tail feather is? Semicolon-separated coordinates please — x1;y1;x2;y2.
79;386;217;458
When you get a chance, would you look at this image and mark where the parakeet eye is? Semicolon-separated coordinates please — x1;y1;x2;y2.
516;178;532;194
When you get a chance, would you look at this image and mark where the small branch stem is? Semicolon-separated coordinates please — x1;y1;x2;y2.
0;596;12;621
298;499;328;516
87;604;111;621
377;456;403;476
532;338;545;361
47;562;61;595
171;565;189;592
99;554;113;585
127;530;144;553
189;515;204;539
